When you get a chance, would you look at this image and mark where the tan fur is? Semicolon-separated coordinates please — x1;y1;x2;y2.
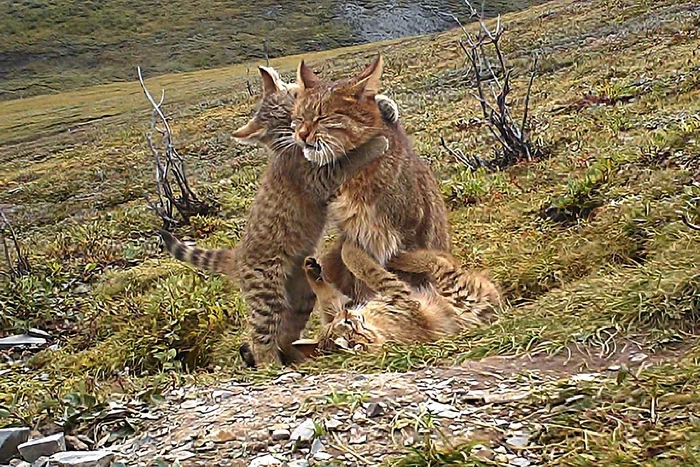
297;244;502;354
160;66;401;367
293;56;451;303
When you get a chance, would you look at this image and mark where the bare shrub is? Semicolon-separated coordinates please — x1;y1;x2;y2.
137;67;215;230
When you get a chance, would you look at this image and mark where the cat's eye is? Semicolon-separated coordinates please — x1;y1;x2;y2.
313;116;328;123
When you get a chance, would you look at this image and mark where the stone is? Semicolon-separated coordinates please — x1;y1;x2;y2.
18;433;66;463
9;460;30;467
325;418;343;432
365;403;383;418
270;430;290;441
471;444;495;461
0;335;47;350
313;452;333;461
248;454;283;467
506;433;531;449
310;439;324;456
286;461;309;467
425;401;460;418
0;428;30;462
49;451;115;467
349;434;367;445
33;457;50;467
510;457;531;467
289;419;315;444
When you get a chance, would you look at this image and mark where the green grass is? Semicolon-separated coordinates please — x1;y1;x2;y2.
1;0;700;463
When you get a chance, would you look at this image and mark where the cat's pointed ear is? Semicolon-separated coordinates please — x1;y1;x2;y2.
297;60;320;91
232;119;263;144
259;66;285;95
292;338;320;359
344;54;384;100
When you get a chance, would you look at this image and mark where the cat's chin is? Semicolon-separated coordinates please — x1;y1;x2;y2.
303;147;332;166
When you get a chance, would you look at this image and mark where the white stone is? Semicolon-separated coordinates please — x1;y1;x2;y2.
49;451;114;467
249;454;284;467
0;428;30;463
290;419;315;443
18;433;66;463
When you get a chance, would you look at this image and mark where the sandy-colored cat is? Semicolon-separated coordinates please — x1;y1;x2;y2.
293;243;501;355
293;55;451;304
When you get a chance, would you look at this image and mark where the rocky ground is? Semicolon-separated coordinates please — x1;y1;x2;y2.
109;344;662;466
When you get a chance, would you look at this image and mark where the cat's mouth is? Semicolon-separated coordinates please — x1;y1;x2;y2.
302;143;336;166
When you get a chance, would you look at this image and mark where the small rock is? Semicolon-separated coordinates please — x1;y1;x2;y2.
0;427;30;462
310;439;324;456
313;452;333;461
64;436;88;451
270;430;290;441
425;401;460;418
471;444;495;461
290;419;315;444
211;390;236;400
9;460;30;467
510;457;531;467
0;335;47;350
629;352;648;363
286;461;308;467
349;434;367;445
325;418;343;432
570;373;599;383
365;403;383;418
33;457;50;467
49;451;114;467
506;433;530;449
18;433;66;463
248;454;283;467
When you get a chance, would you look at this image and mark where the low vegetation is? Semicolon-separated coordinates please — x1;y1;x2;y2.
0;0;699;463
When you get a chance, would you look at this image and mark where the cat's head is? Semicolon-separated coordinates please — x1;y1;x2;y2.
292;55;386;166
232;66;298;150
292;309;381;358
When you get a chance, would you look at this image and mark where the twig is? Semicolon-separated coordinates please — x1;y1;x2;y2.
137;67;214;229
0;208;30;278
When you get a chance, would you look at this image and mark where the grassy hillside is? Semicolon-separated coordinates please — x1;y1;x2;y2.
0;0;537;100
1;0;699;464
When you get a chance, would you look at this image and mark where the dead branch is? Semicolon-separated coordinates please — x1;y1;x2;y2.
449;0;542;168
0;209;31;279
440;136;494;172
137;67;214;230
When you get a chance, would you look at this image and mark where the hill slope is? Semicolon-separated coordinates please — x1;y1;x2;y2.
0;0;538;100
0;0;699;464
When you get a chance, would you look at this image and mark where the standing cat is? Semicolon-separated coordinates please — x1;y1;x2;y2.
293;243;501;355
161;66;400;366
292;55;451;303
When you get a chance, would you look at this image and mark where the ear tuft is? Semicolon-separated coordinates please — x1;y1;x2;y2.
292;338;320;359
259;66;285;95
297;60;321;91
342;54;384;100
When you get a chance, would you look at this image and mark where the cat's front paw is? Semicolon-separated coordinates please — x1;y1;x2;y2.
303;256;323;282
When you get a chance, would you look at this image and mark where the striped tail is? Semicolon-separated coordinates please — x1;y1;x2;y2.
158;230;238;279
